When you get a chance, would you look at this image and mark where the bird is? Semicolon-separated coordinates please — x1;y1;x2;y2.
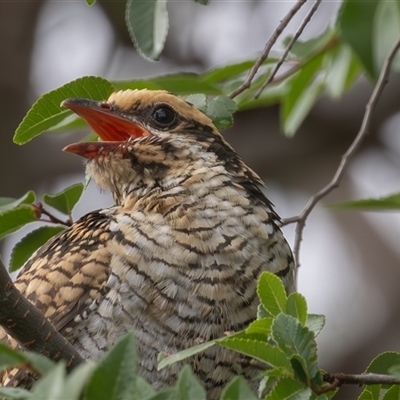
0;89;294;399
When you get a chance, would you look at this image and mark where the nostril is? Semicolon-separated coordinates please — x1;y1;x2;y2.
100;103;112;110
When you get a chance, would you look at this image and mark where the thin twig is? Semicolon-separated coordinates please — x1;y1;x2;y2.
229;0;307;99
282;36;400;267
33;203;72;227
255;0;322;98
238;359;400;394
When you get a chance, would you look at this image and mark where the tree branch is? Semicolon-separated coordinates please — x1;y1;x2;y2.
229;0;307;99
0;257;84;372
255;0;322;98
282;35;400;267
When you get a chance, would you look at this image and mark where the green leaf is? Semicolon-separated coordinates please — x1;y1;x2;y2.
339;0;379;79
86;0;96;4
325;44;361;99
271;314;320;381
10;225;65;272
366;352;400;381
64;362;97;400
265;377;312;400
113;74;221;95
42;183;84;215
373;0;400;74
216;337;291;370
330;193;400;211
14;76;114;145
0;206;37;241
0;343;55;375
176;365;206;400
220;375;259;400
132;377;155;400
84;333;137;400
185;94;238;129
388;364;400;379
306;314;325;338
281;53;324;136
358;385;381;400
125;0;168;61
158;340;216;370
286;293;307;325
0;387;31;400
48;113;89;134
382;385;400;400
246;317;273;336
30;362;66;400
193;0;209;5
257;272;287;317
0;191;36;213
147;388;180;400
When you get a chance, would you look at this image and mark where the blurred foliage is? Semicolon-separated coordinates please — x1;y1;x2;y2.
2;0;400;398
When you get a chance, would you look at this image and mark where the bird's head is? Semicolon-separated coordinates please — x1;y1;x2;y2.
62;89;262;204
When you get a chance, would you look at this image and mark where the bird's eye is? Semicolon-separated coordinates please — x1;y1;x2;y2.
151;106;177;127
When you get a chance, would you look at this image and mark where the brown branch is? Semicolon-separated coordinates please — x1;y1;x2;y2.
255;0;322;98
0;257;84;372
238;359;400;394
282;35;400;267
229;0;307;99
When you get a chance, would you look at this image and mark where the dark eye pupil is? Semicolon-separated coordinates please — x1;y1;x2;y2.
152;107;176;126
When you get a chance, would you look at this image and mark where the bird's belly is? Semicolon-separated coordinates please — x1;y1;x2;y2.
69;215;288;399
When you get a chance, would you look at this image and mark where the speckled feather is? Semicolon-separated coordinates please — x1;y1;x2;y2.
0;90;294;399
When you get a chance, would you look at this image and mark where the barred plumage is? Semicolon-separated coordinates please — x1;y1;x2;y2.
0;89;294;399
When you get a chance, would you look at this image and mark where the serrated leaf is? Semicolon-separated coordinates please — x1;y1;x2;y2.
14;76;114;145
306;314;325;338
257;272;287;317
286;293;307;325
0;206;37;241
10;225;65;272
330;193;400;211
158;340;216;370
42;183;84;215
126;0;168;61
246;317;273;336
132;377;155;400
0;387;32;400
271;314;320;381
220;375;259;400
0;191;36;213
265;377;312;400
216;337;291;370
382;385;400;400
339;0;379;79
84;332;136;400
205;95;238;129
176;365;206;400
366;352;400;390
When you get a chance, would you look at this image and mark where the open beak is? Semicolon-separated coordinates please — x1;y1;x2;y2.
61;98;148;141
62;141;126;159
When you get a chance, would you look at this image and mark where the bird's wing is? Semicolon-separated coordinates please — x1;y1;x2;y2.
0;210;113;386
